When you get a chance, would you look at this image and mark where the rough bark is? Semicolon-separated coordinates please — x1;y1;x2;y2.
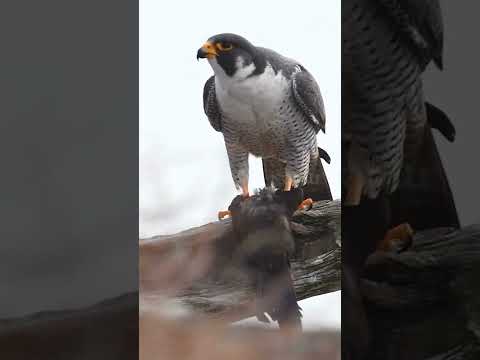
140;199;341;322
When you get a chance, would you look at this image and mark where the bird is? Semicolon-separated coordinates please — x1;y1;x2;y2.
342;0;445;205
197;33;331;219
342;0;458;238
228;186;304;333
342;2;459;358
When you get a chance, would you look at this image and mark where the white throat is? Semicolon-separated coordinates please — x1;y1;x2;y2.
208;57;256;83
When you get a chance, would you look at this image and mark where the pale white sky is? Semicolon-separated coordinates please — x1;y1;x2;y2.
140;0;341;328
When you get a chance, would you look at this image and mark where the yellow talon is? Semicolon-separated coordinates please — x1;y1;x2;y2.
284;176;293;191
298;198;313;210
218;210;231;220
377;223;414;252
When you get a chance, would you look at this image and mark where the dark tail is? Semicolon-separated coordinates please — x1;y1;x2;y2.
390;103;459;230
302;147;333;201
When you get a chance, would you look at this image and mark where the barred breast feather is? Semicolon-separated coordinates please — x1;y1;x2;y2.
342;0;443;200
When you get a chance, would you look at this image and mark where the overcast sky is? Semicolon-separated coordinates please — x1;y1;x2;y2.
140;0;341;328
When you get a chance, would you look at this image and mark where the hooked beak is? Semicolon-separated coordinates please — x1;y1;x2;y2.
197;41;218;60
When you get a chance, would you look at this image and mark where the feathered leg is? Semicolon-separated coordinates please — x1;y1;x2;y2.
219;142;250;220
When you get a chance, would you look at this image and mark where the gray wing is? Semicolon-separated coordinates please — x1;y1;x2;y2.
377;0;443;69
291;67;326;134
203;76;222;132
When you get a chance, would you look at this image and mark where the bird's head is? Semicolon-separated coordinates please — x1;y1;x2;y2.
197;33;262;78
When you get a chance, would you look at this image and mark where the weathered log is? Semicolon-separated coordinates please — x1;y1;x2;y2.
361;225;480;360
140;199;341;322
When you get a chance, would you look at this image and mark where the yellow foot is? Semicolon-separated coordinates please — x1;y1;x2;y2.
284;176;293;191
298;198;313;210
241;180;249;198
344;174;364;206
377;223;414;252
218;210;231;220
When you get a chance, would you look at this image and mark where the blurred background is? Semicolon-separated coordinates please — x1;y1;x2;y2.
140;0;341;329
423;1;480;227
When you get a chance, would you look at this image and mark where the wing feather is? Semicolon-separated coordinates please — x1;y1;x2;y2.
203;76;223;132
291;67;326;134
377;0;443;69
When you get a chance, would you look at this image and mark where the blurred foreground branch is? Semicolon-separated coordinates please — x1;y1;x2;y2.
0;293;138;360
0;292;341;360
140;199;341;322
140;310;340;360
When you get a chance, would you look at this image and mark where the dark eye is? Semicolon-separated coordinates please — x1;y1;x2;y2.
217;42;233;51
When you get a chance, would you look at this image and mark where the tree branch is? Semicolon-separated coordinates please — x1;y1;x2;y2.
140;199;341;322
361;225;480;359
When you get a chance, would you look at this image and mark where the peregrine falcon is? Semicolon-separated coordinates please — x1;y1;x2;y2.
197;33;331;209
342;0;445;206
342;3;459;357
341;0;459;273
